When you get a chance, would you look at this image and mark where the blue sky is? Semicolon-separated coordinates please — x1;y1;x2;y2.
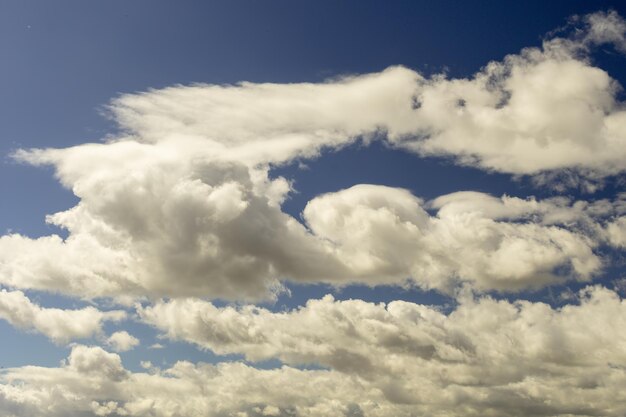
2;2;626;416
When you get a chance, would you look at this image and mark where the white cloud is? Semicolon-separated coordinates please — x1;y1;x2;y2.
303;185;602;292
2;9;626;417
0;289;125;344
0;347;382;417
105;331;139;352
15;10;621;183
64;344;128;381
0;183;609;299
392;11;626;182
0;161;343;300
3;288;626;417
1;11;625;300
102;65;421;167
135;286;626;416
139;286;626;374
605;216;626;249
578;9;626;52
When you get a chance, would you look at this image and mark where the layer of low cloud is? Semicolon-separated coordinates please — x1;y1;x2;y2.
0;289;125;344
139;286;626;378
2;286;626;417
0;10;626;416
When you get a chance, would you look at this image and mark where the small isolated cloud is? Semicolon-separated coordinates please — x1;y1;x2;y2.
0;289;125;344
105;331;139;352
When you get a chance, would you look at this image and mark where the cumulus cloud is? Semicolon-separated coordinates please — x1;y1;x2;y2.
303;185;603;292
394;10;626;182
64;344;128;381
139;286;626;374
3;9;626;417
0;289;125;344
0;180;613;299
44;11;626;182
0;160;344;300
105;331;139;352
135;286;626;416
1;11;625;301
0;346;382;417
3;287;626;417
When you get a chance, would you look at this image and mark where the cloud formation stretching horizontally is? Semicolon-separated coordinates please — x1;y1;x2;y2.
1;9;626;417
3;287;626;417
1;12;625;301
1;183;620;300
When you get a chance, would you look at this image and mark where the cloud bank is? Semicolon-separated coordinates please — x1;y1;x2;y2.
0;184;616;300
1;12;625;301
1;9;626;417
3;287;626;417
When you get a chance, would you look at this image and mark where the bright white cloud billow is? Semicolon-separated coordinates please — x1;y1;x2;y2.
303;185;606;292
106;331;139;352
396;10;626;182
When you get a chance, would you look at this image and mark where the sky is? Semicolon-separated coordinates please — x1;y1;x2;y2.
2;1;626;416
